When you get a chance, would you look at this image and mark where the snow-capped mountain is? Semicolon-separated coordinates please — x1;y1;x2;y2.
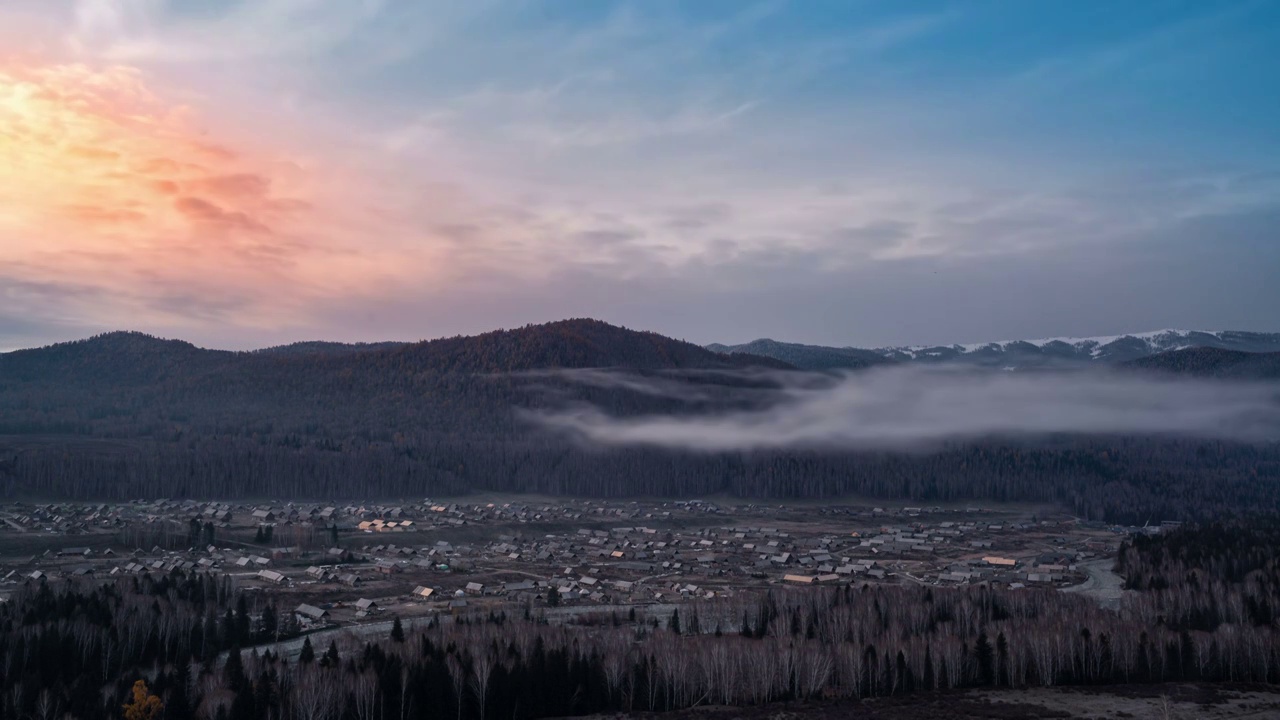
709;330;1280;370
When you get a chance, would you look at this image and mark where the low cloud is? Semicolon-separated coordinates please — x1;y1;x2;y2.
527;366;1280;451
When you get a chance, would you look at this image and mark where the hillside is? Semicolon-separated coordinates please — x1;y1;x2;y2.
387;319;793;373
1;319;790;387
1125;347;1280;379
705;339;889;371
0;331;236;385
252;340;406;357
1;320;1279;523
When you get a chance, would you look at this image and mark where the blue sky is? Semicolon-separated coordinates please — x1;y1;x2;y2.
0;0;1277;350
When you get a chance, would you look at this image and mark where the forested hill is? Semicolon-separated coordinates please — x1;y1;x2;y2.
378;319;793;372
1124;347;1280;379
0;319;790;386
251;340;406;357
706;338;889;371
0;331;236;385
1;320;1279;522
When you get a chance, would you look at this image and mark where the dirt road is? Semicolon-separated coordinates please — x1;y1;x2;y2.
1060;557;1127;610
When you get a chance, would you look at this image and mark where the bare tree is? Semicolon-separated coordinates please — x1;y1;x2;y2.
289;668;340;720
470;650;494;720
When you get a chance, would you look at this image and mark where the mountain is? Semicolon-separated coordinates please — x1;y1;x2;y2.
1125;347;1280;379
253;340;406;356
1;319;790;386
2;319;1279;524
0;331;235;385
384;318;792;373
709;329;1280;370
704;338;889;371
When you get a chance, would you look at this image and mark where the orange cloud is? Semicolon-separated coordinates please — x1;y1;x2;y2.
0;60;412;331
173;196;272;234
0;62;272;241
0;59;561;342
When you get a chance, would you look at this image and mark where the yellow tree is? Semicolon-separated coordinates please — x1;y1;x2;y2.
122;679;164;720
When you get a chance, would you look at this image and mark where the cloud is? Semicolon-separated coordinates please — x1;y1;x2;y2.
190;172;272;199
0;2;1276;351
527;366;1280;452
173;196;271;234
0;59;425;337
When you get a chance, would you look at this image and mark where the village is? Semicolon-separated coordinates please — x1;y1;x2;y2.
0;495;1150;634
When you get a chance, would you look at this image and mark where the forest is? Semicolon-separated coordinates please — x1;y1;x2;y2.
1;522;1276;719
2;320;1279;523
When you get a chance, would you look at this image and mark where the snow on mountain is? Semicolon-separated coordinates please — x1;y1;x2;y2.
708;330;1280;370
875;330;1280;363
875;330;1280;364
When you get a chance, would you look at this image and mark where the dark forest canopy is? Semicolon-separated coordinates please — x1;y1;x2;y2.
1125;347;1280;379
0;319;1278;522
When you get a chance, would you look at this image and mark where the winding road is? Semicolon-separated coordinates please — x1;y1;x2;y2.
1060;558;1127;610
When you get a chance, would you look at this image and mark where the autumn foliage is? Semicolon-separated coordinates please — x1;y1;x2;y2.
122;679;163;720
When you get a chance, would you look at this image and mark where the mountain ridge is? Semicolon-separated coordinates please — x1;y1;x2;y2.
1;319;1278;518
709;329;1280;370
0;319;793;383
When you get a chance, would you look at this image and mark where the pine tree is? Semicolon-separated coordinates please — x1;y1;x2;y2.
299;637;315;664
391;616;405;643
975;631;994;686
325;641;340;667
224;649;247;692
260;603;277;641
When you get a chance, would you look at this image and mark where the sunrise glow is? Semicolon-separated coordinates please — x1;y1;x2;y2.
0;1;1276;350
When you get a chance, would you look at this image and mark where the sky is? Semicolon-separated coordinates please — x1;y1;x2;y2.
1;0;1278;352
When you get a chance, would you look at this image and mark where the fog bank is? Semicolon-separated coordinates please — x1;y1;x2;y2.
526;366;1280;451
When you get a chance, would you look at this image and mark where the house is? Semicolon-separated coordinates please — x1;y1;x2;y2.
465;582;485;595
295;604;328;621
375;562;401;575
257;569;286;584
338;573;360;587
355;598;378;611
983;556;1017;568
251;510;275;521
411;586;434;598
783;574;816;585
